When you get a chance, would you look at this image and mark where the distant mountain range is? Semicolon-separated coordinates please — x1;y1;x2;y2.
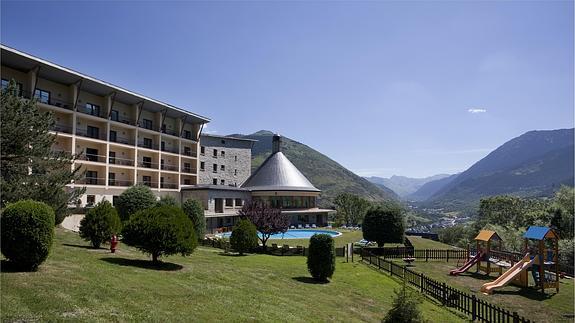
365;174;451;198
422;128;574;210
406;174;459;201
232;130;398;208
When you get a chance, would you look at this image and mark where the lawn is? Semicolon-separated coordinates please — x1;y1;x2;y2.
407;236;460;249
1;228;466;322
389;258;575;323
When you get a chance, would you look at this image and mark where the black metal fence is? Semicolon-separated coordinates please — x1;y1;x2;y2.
362;246;469;262
361;250;531;323
199;238;347;257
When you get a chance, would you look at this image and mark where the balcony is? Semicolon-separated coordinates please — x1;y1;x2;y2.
181;167;197;174
138;122;159;132
137;142;159;150
51;123;74;134
76;128;107;141
161;146;179;154
137;180;157;188
110;135;135;146
78;153;107;163
76;105;106;119
109;156;135;167
108;179;134;187
160;182;178;189
25;91;74;110
161;128;179;137
182;150;198;158
138;161;159;169
76;177;106;185
161;164;179;172
110;115;136;126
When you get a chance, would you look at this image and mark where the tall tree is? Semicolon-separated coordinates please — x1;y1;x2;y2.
334;193;371;226
363;204;405;247
0;80;84;224
239;200;289;250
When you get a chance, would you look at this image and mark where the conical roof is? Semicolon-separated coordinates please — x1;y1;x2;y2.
241;152;320;192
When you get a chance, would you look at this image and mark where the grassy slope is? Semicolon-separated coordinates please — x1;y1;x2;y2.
1;229;464;322
407;236;461;249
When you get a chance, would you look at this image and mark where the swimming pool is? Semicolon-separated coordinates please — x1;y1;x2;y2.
218;229;342;240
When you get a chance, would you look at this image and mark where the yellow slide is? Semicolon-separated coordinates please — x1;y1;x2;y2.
480;253;534;295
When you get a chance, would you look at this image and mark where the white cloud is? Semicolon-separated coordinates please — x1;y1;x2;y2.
202;124;218;134
468;108;487;114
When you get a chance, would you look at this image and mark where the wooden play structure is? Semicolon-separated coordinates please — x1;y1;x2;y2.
474;230;503;275
519;226;560;293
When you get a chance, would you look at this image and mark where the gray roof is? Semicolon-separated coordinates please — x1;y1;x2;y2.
241;152;320;192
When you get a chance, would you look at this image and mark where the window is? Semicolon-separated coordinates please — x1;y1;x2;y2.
200;146;205;155
109;130;117;142
160;177;165;187
161;141;165;151
184;146;191;156
212;178;217;185
143;156;152;168
143;176;152;187
108;172;116;186
235;199;243;207
212;164;217;173
200;162;205;171
220;179;225;185
160;159;165;170
109;151;116;164
213;149;218;157
143;138;152;149
110;109;119;121
34;88;50;104
225;198;233;207
221;165;225;171
235;156;237;162
112;196;119;206
234;169;237;176
87;126;100;139
1;79;8;89
184;162;191;172
161;124;166;133
184;179;191;185
143;119;153;130
86;171;98;185
86;148;99;162
86;195;96;207
85;103;100;116
184;130;192;139
2;79;22;96
221;150;225;157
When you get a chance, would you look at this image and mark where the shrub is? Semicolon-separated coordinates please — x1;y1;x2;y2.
383;280;424;323
156;195;179;207
559;239;574;273
363;204;405;247
307;234;336;282
182;199;205;239
79;200;122;248
1;200;55;270
115;185;157;222
230;219;258;255
122;206;197;263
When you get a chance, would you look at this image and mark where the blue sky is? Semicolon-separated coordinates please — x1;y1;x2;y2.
2;1;573;178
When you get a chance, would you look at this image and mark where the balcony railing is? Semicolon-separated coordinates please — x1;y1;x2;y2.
182;151;198;158
78;154;107;163
161;164;179;172
161;146;179;154
76;128;107;140
110;116;137;126
24;91;74;110
138;161;159;169
181;167;197;174
161;128;179;137
137;122;160;132
109;156;135;166
76;177;106;185
51;124;74;134
137;181;158;187
76;105;106;119
110;135;135;146
108;179;134;187
137;142;159;150
160;182;178;189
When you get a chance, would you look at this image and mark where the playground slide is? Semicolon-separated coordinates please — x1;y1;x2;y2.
480;253;534;295
449;252;484;276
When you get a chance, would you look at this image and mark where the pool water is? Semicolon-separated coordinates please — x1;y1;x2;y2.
218;229;341;240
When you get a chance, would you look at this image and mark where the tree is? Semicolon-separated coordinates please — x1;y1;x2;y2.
182;198;206;239
156;195;179;207
1;80;84;224
122;206;197;263
550;186;574;239
383;280;424;323
239;200;289;250
333;193;371;226
1;200;55;271
363;204;405;247
115;185;157;222
79;200;122;248
307;234;336;282
230;219;258;255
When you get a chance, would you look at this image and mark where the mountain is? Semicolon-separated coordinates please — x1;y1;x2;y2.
232;130;398;207
407;174;460;201
427;128;574;210
366;174;451;198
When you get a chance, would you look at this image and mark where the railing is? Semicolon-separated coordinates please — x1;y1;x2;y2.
51;124;74;134
137;122;160;132
360;250;531;323
76;105;106;119
361;247;468;262
137;161;159;169
110;135;135;145
182;151;198;158
160;182;178;189
181;167;197;174
161;128;179;137
161;164;179;171
76;128;106;140
137;181;158;187
108;179;133;187
78;154;107;163
109;156;135;166
30;92;74;110
110;116;137;126
76;177;106;185
137;142;159;150
161;146;179;154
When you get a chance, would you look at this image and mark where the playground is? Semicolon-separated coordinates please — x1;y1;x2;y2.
383;226;574;323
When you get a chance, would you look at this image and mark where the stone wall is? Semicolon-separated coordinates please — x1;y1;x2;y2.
198;135;253;187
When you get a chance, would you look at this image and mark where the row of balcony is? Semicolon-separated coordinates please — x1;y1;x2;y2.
75;177;179;189
76;153;197;173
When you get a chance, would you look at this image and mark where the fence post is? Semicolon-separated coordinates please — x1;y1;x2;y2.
378;257;381;269
447;250;450;263
442;282;447;305
513;312;519;323
420;273;424;293
471;295;477;321
425;249;429;262
351;245;354;263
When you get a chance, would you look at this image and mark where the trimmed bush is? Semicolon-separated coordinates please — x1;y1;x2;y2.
122;206;197;263
230;219;258;255
115;185;157;222
307;234;336;282
363;204;405;247
79;200;122;248
156;195;179;207
1;200;55;270
383;280;423;323
182;199;205;239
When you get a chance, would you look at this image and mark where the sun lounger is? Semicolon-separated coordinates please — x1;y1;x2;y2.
290;225;295;229
298;224;303;229
305;224;310;228
271;243;278;249
311;224;317;228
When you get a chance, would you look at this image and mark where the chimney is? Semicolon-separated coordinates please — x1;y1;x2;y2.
272;134;281;153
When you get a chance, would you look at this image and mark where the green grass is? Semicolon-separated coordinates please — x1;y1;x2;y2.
390;259;574;323
1;228;466;322
407;236;460;249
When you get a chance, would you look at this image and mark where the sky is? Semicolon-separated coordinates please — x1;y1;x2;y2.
2;1;573;178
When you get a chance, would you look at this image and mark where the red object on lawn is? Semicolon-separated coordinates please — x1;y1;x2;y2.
110;235;118;253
